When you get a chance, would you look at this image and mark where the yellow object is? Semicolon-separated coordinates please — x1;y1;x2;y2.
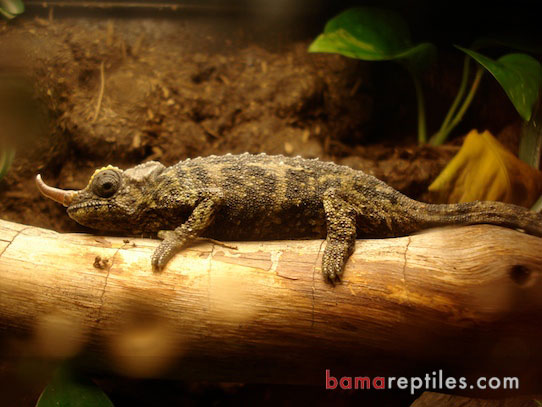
428;129;542;208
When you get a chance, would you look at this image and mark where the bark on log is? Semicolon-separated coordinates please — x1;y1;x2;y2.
0;219;541;392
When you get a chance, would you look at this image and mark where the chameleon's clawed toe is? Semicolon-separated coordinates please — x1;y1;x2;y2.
325;273;340;285
151;254;164;273
323;265;343;285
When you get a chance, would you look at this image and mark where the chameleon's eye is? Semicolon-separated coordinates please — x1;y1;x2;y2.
92;169;121;198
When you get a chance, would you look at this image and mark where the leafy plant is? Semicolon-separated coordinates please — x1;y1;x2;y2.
0;0;24;19
431;47;542;147
308;7;435;143
310;7;542;210
309;7;542;152
429;48;542;209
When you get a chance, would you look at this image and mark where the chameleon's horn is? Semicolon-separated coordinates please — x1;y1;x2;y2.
35;174;76;207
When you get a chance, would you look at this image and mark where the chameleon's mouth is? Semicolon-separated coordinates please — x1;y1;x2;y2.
67;200;111;213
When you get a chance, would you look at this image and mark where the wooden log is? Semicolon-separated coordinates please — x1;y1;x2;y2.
0;219;541;392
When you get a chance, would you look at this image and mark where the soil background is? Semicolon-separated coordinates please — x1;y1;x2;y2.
0;1;536;406
0;2;524;234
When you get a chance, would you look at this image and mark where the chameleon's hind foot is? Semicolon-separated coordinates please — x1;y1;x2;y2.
322;190;357;284
322;239;351;284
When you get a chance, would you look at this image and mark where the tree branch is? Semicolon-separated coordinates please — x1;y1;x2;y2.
0;219;541;392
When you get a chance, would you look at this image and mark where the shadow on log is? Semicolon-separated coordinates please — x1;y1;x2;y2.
0;219;541;395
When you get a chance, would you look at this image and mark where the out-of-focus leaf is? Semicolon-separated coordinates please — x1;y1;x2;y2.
0;148;14;180
36;367;114;407
429;129;542;208
457;47;542;121
532;195;542;212
0;0;24;19
308;7;435;73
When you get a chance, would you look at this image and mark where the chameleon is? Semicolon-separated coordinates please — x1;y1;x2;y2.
35;153;542;283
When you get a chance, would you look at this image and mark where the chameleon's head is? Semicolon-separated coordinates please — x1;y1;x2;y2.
36;161;166;233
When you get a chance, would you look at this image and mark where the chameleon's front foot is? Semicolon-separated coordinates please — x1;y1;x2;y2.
151;230;184;272
151;199;217;272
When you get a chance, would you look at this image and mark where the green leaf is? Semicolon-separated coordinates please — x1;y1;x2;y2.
0;0;24;19
36;367;114;407
308;7;435;72
457;46;542;121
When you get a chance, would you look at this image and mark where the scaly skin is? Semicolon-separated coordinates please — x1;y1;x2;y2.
36;153;542;283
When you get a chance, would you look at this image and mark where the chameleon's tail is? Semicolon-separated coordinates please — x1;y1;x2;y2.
416;200;542;237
